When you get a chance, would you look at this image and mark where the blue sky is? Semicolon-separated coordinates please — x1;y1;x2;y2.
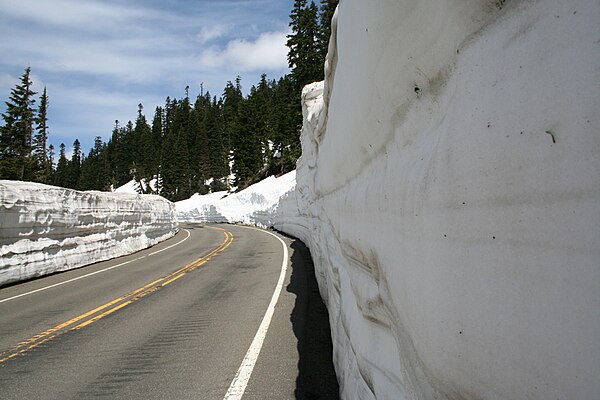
0;0;293;154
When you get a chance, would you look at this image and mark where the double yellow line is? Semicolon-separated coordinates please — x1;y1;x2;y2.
0;226;234;365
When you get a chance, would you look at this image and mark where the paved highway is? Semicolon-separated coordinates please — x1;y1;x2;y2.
0;224;338;399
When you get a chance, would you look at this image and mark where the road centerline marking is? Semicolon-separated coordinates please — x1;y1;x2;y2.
0;228;192;304
0;226;234;365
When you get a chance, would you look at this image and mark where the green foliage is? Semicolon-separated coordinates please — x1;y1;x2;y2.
287;0;322;91
318;0;339;57
53;143;69;187
32;87;52;183
0;67;38;180
78;137;109;191
61;69;303;198
0;0;337;196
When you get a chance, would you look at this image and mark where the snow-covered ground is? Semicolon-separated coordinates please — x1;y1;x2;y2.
163;2;599;398
272;1;599;399
2;0;597;398
0;181;178;286
112;177;158;194
175;171;296;226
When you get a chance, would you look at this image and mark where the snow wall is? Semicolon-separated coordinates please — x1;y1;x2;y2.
175;171;296;226
273;0;600;399
0;181;178;286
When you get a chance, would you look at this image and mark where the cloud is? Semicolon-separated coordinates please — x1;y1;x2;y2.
0;72;45;110
197;25;229;44
0;0;293;152
0;73;18;97
200;30;289;72
0;0;165;32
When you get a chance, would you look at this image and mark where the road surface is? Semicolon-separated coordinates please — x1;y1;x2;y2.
0;223;339;399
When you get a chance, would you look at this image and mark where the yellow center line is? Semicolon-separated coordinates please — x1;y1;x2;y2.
0;226;234;365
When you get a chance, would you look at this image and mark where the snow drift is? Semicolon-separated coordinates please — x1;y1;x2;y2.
273;0;600;399
175;171;296;226
0;181;178;286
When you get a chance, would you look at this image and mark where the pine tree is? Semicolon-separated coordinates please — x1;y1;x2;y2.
134;103;152;182
54;143;69;187
159;125;190;201
47;144;55;173
68;139;82;188
149;106;163;191
275;75;302;172
206;95;228;180
32;87;51;183
0;67;37;180
192;92;211;188
287;0;322;91
79;136;108;190
317;0;339;61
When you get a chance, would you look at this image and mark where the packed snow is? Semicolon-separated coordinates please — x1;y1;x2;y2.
0;181;178;286
271;0;600;399
175;171;296;226
161;1;600;398
1;1;598;398
113;177;159;194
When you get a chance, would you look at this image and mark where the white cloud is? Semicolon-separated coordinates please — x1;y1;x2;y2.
197;25;229;44
0;72;45;109
0;0;293;151
0;73;18;98
200;30;289;72
0;0;164;32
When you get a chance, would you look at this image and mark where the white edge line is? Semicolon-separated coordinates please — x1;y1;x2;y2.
0;229;191;304
223;226;289;400
148;228;191;255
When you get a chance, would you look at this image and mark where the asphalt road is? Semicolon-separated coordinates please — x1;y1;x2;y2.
0;223;338;399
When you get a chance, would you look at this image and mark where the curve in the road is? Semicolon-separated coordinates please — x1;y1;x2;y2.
0;226;233;365
223;226;289;400
0;228;193;305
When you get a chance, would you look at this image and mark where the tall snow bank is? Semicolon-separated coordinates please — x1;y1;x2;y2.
0;181;178;286
274;0;600;399
175;171;296;227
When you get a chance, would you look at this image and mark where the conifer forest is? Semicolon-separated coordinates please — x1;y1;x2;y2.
0;0;338;201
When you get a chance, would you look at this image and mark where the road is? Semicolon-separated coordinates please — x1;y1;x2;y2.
0;224;339;399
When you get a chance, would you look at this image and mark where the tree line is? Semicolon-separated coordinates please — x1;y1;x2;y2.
0;0;338;202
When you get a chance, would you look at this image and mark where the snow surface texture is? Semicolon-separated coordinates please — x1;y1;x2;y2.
0;181;178;286
175;171;296;227
273;0;600;399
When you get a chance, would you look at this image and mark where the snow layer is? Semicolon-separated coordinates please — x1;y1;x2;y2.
113;177;158;194
0;181;178;286
175;171;296;226
273;0;600;399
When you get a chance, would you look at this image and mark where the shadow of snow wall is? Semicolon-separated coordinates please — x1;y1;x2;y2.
273;0;600;399
0;181;179;286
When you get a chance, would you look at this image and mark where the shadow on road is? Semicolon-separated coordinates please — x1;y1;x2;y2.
286;238;340;399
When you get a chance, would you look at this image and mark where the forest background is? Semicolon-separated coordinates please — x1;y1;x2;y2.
0;0;338;201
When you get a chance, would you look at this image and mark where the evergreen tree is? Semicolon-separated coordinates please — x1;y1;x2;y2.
159;125;191;201
0;67;37;180
106;120;135;187
68;139;82;188
54;143;69;187
206;95;228;179
317;0;339;61
275;75;302;171
287;0;322;90
47;144;55;173
145;106;163;186
231;95;263;187
133;103;152;181
192;92;211;188
32;86;51;182
79;136;108;190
